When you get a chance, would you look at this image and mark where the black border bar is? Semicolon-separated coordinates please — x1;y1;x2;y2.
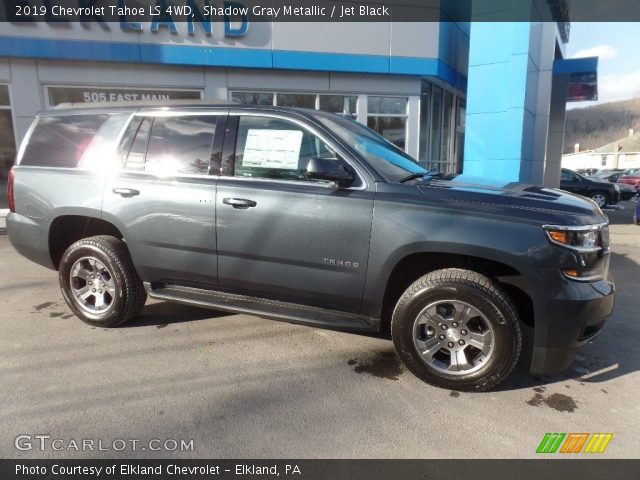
2;0;640;23
2;459;640;480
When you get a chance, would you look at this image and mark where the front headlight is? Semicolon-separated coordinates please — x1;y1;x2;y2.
614;184;620;192
543;224;609;281
543;225;603;252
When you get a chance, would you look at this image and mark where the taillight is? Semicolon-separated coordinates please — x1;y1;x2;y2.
7;167;15;213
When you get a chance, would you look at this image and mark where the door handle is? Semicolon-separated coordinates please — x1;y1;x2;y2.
223;198;257;209
112;188;140;198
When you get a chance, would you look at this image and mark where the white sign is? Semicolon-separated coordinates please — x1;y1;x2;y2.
46;86;202;106
242;129;303;169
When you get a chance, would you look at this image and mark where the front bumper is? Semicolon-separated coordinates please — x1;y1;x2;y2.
613;189;622;203
530;273;615;375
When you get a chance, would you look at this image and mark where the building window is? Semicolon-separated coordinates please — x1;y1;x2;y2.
418;81;463;175
419;82;431;165
429;86;443;165
318;95;357;116
0;84;15;180
230;91;357;117
367;96;408;150
455;98;466;173
275;93;316;109
441;91;453;165
230;91;274;106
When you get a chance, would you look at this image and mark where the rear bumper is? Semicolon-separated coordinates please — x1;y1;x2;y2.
6;212;54;270
530;273;615;375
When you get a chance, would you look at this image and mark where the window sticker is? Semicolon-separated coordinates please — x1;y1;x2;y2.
242;129;303;169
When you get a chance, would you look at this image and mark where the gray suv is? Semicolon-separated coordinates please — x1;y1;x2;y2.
7;103;615;391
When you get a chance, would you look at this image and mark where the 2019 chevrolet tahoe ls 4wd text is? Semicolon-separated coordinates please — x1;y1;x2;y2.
6;102;615;391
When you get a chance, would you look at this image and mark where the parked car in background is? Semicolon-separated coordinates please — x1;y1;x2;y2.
560;168;621;208
592;170;624;182
618;183;637;200
591;171;637;200
576;168;601;176
617;173;640;189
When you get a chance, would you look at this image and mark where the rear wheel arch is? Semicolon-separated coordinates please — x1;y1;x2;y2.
48;215;124;270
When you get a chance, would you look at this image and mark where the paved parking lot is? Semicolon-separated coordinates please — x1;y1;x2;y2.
1;202;638;459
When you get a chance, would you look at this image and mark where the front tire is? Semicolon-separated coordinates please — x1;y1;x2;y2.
58;235;146;327
590;190;609;208
391;268;521;391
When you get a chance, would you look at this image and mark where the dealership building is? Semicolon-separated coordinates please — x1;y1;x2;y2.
0;0;597;186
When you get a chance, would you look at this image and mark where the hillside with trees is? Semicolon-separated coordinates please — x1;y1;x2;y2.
563;98;640;153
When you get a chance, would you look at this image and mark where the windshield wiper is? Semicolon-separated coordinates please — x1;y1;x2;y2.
399;171;442;183
399;173;427;183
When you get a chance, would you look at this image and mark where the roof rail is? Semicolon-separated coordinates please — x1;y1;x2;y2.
52;98;237;109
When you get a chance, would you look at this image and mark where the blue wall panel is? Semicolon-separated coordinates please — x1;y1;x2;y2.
463;18;539;183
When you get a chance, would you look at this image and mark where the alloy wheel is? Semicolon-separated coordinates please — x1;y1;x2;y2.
69;256;116;315
412;300;495;375
591;193;607;208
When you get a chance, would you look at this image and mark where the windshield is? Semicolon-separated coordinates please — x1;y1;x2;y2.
314;112;428;182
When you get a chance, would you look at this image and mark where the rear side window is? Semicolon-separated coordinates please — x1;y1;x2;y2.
145;115;217;176
122;115;218;176
21;114;108;167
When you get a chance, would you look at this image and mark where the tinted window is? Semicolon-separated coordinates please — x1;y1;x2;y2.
561;170;577;181
124;117;152;172
77;113;131;171
145;115;217;176
21;114;108;167
234;116;337;182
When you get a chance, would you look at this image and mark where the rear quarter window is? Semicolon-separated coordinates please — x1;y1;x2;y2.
20;114;108;168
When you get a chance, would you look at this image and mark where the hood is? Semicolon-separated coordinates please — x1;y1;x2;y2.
417;175;608;226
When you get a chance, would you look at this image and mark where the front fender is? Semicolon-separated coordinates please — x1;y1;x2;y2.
360;201;574;320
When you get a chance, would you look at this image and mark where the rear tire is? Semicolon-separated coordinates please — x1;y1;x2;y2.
58;235;146;327
391;268;521;391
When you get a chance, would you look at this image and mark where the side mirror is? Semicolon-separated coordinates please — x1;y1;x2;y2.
306;157;355;187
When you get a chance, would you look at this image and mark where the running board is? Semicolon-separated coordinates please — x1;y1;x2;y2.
143;283;376;331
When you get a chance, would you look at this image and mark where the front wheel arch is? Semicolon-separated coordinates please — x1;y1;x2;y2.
391;268;522;391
